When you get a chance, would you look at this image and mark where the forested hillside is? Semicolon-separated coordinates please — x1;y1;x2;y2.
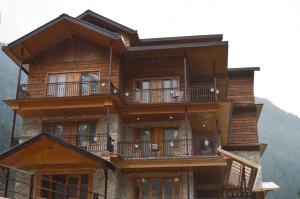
257;97;300;199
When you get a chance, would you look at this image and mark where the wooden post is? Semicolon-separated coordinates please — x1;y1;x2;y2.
186;171;190;199
29;174;34;199
106;43;112;151
108;43;112;94
10;48;24;147
183;53;187;101
103;168;108;199
213;60;218;101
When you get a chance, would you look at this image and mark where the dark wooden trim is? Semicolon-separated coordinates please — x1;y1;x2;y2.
228;67;260;72
140;34;223;42
222;144;261;151
127;41;228;52
77;10;137;34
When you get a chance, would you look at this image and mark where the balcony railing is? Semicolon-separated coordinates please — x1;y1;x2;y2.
117;136;217;159
12;134;114;152
17;80;116;99
119;86;216;104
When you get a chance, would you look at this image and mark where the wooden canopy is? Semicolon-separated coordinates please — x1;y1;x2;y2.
0;133;116;171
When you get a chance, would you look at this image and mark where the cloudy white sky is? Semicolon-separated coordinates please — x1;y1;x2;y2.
1;0;300;116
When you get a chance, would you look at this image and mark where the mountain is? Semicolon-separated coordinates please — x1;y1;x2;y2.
0;42;300;198
257;97;300;199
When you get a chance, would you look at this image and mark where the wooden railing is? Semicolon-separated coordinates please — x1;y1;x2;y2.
17;80;117;99
119;86;216;104
117;136;217;159
12;134;114;152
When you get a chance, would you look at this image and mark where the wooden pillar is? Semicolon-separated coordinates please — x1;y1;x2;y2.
10;48;24;147
106;43;112;150
183;53;187;101
213;61;218;101
256;191;265;199
103;168;108;199
108;43;113;94
29;174;34;199
186;170;190;199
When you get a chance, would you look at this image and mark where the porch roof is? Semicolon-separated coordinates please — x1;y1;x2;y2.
0;133;116;171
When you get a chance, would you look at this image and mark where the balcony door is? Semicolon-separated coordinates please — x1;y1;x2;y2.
81;72;100;96
163;128;179;156
134;78;179;104
48;74;67;97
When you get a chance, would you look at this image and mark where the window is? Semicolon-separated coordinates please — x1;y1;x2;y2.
44;124;64;138
134;78;179;104
47;74;67;97
133;177;181;199
81;72;99;96
40;174;89;199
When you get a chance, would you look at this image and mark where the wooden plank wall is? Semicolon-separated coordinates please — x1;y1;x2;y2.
228;106;258;145
227;72;255;104
122;56;186;90
28;36;121;88
227;71;259;145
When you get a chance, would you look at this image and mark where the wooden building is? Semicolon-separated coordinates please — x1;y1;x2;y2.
0;10;278;199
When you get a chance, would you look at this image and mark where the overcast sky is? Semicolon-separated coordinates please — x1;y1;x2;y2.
1;0;300;117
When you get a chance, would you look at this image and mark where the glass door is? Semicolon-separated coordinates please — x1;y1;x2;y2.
47;74;66;97
163;128;179;156
135;129;151;157
57;74;66;97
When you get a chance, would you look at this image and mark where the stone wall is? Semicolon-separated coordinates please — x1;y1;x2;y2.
93;169;118;199
14;171;32;199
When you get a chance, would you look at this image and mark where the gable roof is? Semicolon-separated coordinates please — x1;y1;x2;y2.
0;133;116;171
78;10;137;34
2;13;125;70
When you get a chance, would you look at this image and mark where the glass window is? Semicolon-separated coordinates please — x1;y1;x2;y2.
151;178;163;199
52;175;66;199
67;176;78;198
165;177;172;199
80;175;89;199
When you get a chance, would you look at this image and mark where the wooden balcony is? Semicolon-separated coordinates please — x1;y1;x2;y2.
117;136;218;159
17;80;116;99
119;86;216;104
12;134;114;152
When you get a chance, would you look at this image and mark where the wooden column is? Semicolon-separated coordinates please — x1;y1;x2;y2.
256;191;265;199
213;61;218;101
103;168;108;199
10;48;24;147
106;44;112;150
184;53;187;101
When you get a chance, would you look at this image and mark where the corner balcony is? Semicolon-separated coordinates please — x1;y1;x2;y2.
117;135;218;159
12;134;114;153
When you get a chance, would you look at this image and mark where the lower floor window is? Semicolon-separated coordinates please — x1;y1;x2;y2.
41;174;88;199
134;176;181;199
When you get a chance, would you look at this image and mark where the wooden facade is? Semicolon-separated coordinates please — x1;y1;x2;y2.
0;10;277;199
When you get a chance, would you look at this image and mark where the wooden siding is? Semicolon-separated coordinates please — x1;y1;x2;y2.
228;106;258;145
122;56;186;91
227;72;255;104
28;36;121;88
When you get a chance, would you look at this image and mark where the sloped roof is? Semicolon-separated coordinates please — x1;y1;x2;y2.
2;14;125;70
78;10;137;34
0;133;116;171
